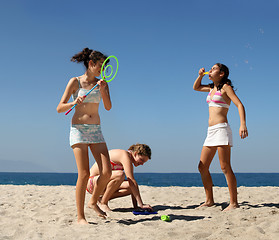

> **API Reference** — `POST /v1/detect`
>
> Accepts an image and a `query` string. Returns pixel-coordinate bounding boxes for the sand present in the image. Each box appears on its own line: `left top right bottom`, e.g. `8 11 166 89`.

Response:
0 185 279 240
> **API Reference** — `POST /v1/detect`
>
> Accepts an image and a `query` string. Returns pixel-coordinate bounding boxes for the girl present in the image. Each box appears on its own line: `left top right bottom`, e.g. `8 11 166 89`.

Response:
86 143 153 212
57 48 112 224
193 63 248 211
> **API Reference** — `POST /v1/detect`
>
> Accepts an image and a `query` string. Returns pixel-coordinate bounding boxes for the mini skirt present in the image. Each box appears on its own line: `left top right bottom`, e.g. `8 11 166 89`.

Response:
70 124 105 147
203 122 233 147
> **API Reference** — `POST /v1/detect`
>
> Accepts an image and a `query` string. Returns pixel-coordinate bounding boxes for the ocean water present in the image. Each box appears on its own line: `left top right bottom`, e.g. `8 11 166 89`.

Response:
0 172 278 187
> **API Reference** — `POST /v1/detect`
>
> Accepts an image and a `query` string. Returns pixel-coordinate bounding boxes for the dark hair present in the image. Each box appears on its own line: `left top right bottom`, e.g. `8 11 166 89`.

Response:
128 143 152 159
71 48 109 69
209 63 234 90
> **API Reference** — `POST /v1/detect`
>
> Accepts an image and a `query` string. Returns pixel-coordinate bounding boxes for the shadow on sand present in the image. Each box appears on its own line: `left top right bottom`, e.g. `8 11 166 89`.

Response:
116 214 205 225
240 201 279 209
113 204 205 225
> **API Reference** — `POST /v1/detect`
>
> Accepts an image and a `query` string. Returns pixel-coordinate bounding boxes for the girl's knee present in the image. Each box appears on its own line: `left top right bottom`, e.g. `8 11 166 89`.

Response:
110 174 124 186
78 170 90 181
220 165 232 175
102 169 112 179
115 171 125 180
198 161 208 172
221 167 228 175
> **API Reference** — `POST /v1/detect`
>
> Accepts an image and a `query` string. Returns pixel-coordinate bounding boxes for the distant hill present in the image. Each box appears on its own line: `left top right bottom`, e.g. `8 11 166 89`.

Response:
0 160 54 172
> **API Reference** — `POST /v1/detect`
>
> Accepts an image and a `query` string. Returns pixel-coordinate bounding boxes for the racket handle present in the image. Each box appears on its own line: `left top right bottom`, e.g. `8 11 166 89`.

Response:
85 83 98 96
65 104 77 115
65 83 98 116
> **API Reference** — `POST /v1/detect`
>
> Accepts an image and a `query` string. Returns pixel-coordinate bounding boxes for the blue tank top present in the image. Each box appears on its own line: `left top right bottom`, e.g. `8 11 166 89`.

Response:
72 77 101 103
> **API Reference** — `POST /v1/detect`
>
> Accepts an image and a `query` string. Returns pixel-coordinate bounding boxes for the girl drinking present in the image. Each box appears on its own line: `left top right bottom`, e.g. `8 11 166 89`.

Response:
193 63 248 211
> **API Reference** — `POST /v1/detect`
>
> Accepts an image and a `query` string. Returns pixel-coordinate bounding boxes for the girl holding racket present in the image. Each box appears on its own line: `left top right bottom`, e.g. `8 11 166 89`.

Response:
193 63 248 211
57 48 112 224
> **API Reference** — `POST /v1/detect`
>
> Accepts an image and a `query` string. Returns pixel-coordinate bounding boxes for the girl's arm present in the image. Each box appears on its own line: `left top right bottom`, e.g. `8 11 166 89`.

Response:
223 84 248 139
121 154 152 209
98 79 112 111
56 78 84 113
193 68 211 92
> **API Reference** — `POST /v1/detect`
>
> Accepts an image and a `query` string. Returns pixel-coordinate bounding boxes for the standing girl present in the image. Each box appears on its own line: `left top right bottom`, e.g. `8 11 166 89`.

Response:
57 48 112 224
193 63 248 211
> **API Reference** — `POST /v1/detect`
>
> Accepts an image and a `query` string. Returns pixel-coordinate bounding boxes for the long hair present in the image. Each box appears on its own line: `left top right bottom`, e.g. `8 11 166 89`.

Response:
209 63 234 90
71 48 109 69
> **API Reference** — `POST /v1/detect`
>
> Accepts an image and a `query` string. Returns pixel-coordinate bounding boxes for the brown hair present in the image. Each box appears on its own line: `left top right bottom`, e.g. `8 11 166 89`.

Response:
209 63 234 90
128 143 151 159
71 47 109 69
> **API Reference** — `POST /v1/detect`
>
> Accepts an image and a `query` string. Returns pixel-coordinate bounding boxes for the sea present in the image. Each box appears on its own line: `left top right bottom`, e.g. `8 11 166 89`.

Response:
0 172 278 187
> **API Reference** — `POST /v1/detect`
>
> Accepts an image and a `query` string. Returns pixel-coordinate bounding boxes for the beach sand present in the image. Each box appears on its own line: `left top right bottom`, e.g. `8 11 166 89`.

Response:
0 185 278 240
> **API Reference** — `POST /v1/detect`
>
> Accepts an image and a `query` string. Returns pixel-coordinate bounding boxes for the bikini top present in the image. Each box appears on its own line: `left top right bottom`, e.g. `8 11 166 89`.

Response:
110 160 124 170
72 77 101 103
206 89 230 109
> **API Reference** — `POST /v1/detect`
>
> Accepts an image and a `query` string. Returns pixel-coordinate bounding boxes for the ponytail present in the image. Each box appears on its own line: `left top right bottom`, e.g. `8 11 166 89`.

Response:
71 48 109 69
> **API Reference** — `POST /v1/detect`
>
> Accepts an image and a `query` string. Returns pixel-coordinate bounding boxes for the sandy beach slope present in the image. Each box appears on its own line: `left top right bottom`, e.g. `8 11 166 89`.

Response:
0 185 278 240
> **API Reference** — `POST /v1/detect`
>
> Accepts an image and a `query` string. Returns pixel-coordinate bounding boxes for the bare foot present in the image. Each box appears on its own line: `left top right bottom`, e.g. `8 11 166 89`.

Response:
88 203 107 218
99 203 112 212
223 203 239 212
77 218 89 225
197 201 215 208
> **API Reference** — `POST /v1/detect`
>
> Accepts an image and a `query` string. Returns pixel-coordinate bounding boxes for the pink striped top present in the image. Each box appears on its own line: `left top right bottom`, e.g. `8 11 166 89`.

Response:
206 89 230 108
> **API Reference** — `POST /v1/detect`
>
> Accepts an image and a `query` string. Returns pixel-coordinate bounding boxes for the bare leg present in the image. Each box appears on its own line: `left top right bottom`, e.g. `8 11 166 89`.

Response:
131 193 138 209
88 143 112 218
198 146 217 207
218 146 239 211
72 144 90 224
107 181 137 208
109 188 132 200
99 171 125 212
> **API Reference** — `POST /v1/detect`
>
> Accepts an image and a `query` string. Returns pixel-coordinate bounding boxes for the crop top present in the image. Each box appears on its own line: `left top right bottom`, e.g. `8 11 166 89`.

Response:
206 89 230 108
72 77 101 103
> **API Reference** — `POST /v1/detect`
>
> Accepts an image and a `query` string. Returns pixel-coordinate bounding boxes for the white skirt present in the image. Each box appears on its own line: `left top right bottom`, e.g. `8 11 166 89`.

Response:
203 123 233 147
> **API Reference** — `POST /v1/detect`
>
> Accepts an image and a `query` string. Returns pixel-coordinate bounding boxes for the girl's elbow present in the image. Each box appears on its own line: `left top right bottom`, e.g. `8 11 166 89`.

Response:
105 104 112 111
56 104 65 113
56 106 62 113
236 102 244 109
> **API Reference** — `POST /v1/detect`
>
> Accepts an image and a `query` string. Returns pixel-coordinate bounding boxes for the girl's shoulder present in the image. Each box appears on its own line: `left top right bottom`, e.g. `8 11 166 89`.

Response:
68 77 80 86
110 149 129 162
110 149 127 155
222 84 234 92
67 77 81 91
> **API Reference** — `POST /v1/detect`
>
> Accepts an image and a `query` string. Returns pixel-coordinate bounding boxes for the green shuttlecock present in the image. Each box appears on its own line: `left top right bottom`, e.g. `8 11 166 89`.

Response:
161 215 171 222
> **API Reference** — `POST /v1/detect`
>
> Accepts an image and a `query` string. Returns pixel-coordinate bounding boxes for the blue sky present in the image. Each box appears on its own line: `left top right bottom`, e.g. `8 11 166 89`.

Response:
1 0 278 173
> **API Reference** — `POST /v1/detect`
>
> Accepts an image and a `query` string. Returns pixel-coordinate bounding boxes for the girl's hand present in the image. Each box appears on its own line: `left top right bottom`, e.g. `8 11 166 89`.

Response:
74 96 85 105
239 125 248 139
141 204 153 211
98 79 108 92
199 68 205 76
